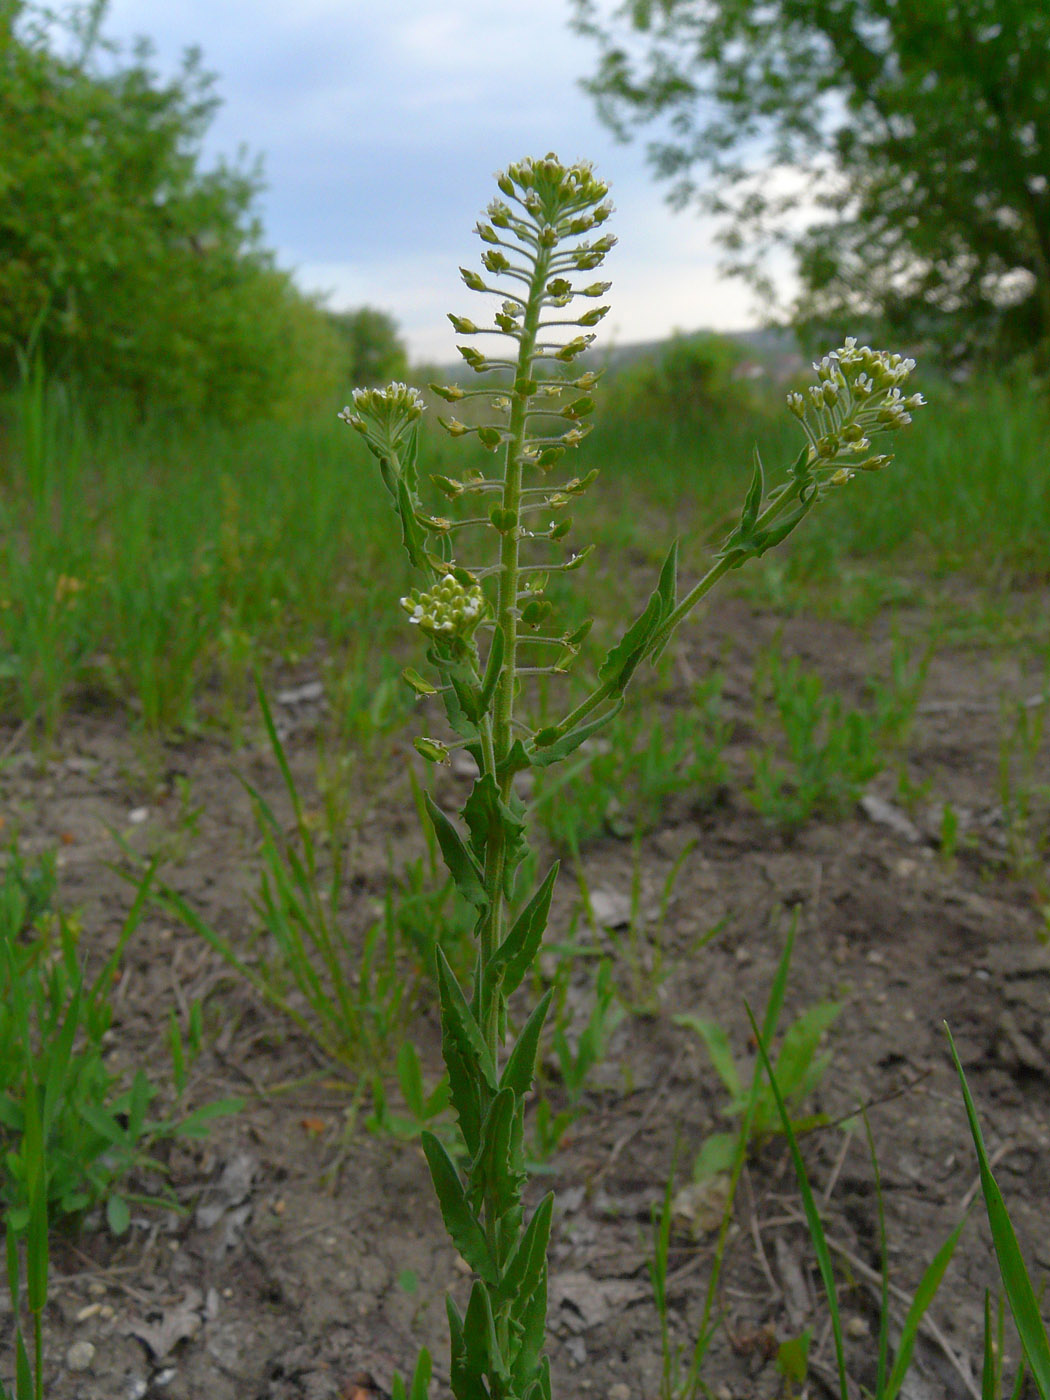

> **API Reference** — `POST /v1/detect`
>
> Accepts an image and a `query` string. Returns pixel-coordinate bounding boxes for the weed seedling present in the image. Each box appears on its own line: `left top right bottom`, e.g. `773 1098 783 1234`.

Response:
675 933 841 1181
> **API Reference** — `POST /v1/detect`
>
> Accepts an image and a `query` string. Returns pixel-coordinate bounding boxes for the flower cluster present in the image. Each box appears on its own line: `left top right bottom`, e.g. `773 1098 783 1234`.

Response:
787 338 926 483
339 382 426 457
429 153 615 475
400 573 486 640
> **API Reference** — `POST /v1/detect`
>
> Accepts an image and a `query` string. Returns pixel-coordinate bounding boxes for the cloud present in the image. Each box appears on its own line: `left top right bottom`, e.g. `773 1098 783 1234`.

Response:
100 0 793 358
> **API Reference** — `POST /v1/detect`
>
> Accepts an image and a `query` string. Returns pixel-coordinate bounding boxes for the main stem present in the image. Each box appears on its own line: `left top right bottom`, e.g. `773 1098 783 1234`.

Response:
479 243 552 1066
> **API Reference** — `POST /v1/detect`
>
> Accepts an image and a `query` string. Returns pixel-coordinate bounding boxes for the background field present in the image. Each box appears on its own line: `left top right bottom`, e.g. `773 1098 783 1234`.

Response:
2 344 1048 1399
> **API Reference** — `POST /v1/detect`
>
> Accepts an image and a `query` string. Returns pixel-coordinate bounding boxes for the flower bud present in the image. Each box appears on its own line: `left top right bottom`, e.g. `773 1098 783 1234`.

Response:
414 737 451 765
460 267 486 291
429 382 464 402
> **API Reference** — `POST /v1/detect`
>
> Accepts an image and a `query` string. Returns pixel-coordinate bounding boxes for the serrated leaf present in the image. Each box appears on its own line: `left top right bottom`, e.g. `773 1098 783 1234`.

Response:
528 700 623 768
597 541 677 690
510 1258 548 1390
464 1281 508 1384
496 738 531 783
424 793 488 908
500 989 553 1099
437 949 497 1091
462 774 525 868
499 1193 553 1306
422 1133 497 1286
489 863 559 999
597 594 662 690
472 1090 525 1233
447 1295 491 1400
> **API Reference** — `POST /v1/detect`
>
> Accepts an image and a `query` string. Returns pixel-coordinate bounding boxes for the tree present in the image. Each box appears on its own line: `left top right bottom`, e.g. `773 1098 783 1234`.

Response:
0 0 345 418
571 0 1050 362
326 307 408 387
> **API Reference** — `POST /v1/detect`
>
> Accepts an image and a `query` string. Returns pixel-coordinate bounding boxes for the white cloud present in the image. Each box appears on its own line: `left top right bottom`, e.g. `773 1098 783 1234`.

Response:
100 0 798 358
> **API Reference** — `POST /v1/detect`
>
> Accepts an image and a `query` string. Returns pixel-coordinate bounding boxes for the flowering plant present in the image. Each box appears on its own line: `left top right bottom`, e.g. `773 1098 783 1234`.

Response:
343 154 924 1400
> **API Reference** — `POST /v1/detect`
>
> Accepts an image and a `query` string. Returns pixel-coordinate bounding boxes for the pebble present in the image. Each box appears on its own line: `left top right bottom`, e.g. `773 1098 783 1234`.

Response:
66 1340 96 1371
609 1386 631 1400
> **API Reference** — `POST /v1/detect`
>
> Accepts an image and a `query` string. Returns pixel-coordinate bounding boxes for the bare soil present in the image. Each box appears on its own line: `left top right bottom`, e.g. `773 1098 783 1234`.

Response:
2 584 1048 1400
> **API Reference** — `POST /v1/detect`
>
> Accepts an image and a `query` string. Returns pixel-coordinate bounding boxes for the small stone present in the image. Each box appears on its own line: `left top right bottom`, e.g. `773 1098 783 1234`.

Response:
128 806 149 824
76 1302 102 1322
66 1340 96 1371
87 1281 107 1298
846 1315 869 1338
609 1386 631 1400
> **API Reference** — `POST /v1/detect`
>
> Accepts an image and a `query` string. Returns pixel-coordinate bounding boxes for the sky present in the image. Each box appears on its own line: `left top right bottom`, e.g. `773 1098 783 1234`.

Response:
101 0 790 364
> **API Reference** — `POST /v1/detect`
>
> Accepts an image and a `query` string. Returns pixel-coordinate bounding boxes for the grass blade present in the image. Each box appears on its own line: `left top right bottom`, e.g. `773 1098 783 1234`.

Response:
945 1024 1050 1399
746 1001 849 1400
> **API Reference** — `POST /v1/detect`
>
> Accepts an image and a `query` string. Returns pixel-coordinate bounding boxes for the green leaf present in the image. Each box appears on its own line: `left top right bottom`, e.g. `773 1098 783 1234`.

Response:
409 1349 432 1400
447 1295 491 1400
882 1210 968 1400
773 1000 842 1097
673 1015 742 1100
421 1132 497 1286
490 863 559 999
396 475 429 569
775 1329 811 1385
463 774 525 870
499 1192 554 1305
746 1002 850 1400
437 948 497 1091
511 1263 549 1391
500 989 553 1099
528 699 624 768
472 1090 524 1234
443 1015 484 1159
398 1041 426 1120
478 625 505 713
597 597 661 688
946 1024 1050 1400
464 1280 507 1383
741 447 765 532
106 1194 131 1236
496 739 532 783
424 793 488 908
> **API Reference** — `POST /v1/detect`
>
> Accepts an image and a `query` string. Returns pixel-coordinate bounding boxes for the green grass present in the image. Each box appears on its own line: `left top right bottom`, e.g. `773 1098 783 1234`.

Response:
0 369 1046 739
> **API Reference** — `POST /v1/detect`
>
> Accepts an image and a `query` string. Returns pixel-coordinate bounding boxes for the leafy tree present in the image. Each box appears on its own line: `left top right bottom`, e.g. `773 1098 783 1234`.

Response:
571 0 1050 362
326 307 408 387
0 0 344 418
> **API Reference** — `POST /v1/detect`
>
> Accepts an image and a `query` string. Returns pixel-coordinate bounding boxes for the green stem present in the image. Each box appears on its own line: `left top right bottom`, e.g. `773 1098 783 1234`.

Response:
544 478 811 744
479 245 553 1061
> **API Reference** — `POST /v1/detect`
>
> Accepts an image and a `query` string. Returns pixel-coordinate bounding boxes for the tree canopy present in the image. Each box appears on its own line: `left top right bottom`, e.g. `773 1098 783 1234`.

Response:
572 0 1050 362
0 1 393 418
